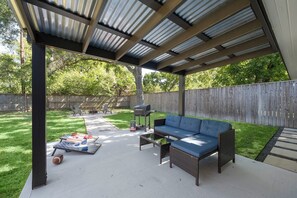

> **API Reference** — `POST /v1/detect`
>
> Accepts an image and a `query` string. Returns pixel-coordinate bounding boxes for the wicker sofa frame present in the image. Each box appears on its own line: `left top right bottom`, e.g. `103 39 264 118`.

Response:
154 118 235 186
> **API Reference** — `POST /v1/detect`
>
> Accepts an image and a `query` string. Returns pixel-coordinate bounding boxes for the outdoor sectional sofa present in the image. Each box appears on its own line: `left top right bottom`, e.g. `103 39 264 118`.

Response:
154 115 235 186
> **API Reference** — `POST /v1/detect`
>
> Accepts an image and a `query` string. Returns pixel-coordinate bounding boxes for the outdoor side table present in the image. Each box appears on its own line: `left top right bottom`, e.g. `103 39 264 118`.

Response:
139 133 173 164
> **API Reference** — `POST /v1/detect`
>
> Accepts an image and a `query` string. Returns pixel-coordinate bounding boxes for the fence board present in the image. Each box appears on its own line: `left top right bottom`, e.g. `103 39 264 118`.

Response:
0 94 130 111
130 80 297 128
1 80 296 128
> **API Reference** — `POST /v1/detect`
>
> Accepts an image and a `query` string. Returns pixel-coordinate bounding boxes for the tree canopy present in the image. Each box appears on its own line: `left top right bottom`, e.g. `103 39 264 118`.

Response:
143 53 289 93
0 0 19 46
0 0 290 96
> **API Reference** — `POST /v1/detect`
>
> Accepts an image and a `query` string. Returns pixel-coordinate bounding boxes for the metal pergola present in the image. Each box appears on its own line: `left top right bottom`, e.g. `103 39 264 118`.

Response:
9 0 281 189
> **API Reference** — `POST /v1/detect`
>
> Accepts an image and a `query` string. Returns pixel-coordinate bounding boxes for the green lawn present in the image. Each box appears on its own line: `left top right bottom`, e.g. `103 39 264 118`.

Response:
0 111 86 198
104 110 277 159
0 110 277 197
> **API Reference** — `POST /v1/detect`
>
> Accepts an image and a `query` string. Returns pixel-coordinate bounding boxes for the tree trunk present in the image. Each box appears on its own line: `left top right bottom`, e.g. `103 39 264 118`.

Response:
125 65 144 106
20 29 27 111
134 67 144 105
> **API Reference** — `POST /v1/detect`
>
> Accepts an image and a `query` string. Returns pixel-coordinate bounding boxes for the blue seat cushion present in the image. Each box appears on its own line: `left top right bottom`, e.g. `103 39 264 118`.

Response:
165 115 181 128
200 120 231 138
179 117 202 133
171 134 218 158
154 126 198 139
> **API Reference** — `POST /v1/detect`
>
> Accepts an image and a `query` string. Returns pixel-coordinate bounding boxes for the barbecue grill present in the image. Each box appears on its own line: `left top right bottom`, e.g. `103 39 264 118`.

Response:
133 104 152 131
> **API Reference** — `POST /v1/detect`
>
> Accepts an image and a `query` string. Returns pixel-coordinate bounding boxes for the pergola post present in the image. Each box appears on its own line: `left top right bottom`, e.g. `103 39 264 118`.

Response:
32 43 47 188
178 75 185 116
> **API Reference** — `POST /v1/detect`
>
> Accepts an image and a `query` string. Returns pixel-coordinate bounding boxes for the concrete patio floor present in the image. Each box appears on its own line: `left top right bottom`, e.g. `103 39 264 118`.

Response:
20 114 297 198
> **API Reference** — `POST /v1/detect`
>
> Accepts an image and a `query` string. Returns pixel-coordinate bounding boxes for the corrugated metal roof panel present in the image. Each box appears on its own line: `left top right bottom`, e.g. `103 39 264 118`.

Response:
46 0 97 18
171 60 189 67
205 56 229 65
99 0 154 35
204 7 256 38
157 0 166 4
143 19 184 46
27 3 87 43
234 43 271 56
127 43 153 58
190 48 218 60
90 29 127 52
222 29 265 48
175 0 227 25
171 37 203 53
153 53 173 62
186 65 201 71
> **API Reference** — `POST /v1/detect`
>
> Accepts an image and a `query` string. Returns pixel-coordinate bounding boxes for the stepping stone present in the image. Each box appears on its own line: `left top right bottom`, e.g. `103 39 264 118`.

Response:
278 136 297 144
276 141 297 151
284 128 297 133
282 130 297 135
264 155 297 172
270 147 297 160
281 133 297 139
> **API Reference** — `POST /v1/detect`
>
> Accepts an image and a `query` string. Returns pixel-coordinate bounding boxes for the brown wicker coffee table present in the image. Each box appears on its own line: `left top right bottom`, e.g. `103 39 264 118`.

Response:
139 133 173 164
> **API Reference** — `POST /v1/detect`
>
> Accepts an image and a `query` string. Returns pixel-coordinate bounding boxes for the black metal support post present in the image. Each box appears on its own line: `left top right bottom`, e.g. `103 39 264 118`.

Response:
32 43 47 188
178 75 185 116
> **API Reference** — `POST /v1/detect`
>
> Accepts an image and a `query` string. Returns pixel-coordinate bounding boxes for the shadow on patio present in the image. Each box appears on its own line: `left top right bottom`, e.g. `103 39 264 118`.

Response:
21 127 297 198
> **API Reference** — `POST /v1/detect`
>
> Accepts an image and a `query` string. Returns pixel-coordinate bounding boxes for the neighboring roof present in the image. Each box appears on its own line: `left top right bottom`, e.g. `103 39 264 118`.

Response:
9 0 279 75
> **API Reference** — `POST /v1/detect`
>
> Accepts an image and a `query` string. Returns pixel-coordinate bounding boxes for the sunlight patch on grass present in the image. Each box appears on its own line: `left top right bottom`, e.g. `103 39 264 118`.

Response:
0 146 31 154
0 110 86 198
0 164 16 173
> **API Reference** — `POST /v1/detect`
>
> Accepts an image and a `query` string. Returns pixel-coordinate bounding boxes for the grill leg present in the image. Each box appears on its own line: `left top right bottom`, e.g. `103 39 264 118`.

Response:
149 114 150 129
144 116 146 132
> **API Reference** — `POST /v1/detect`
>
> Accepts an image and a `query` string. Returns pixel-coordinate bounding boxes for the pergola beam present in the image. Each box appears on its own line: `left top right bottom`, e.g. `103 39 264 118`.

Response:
15 0 36 42
24 0 191 62
115 0 184 60
173 36 268 73
140 0 232 57
23 0 90 25
82 0 107 53
157 20 262 70
250 0 278 51
186 47 274 75
139 0 250 66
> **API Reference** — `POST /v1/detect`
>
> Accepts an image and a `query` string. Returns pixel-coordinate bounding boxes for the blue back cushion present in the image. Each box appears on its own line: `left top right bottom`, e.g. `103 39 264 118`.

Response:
165 115 181 128
179 117 202 133
200 120 231 138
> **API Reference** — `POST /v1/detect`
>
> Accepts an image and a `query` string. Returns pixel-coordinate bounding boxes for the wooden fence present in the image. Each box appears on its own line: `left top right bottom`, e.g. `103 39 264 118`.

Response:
0 94 130 111
1 80 296 127
130 80 297 128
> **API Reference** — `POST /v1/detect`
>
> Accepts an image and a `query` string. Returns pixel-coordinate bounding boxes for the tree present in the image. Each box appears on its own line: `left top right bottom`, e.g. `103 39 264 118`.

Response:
47 58 135 96
143 72 179 92
212 53 289 87
0 54 20 93
186 69 218 90
125 66 144 105
0 0 19 46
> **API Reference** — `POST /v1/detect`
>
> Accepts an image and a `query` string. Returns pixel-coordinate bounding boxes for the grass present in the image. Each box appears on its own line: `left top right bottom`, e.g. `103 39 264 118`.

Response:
0 111 86 198
104 109 167 129
104 110 277 160
0 109 277 197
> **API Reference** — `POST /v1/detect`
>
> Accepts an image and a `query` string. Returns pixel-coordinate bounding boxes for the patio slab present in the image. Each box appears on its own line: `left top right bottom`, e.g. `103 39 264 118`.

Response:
21 128 297 198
